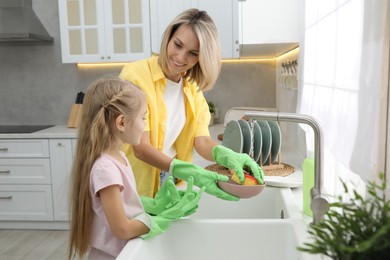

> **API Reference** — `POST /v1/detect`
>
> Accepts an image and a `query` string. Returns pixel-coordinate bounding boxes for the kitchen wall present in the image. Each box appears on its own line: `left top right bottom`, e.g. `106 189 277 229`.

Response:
0 0 276 125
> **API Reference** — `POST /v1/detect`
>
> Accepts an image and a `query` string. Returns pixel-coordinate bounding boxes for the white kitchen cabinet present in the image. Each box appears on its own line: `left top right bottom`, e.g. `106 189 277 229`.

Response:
240 0 302 44
149 0 240 58
0 140 53 221
238 0 303 58
49 139 74 221
58 0 151 63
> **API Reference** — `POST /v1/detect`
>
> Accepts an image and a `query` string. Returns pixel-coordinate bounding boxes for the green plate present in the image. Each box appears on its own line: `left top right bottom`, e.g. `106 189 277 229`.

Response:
238 119 251 155
253 121 262 163
257 121 272 165
222 120 243 153
266 121 282 164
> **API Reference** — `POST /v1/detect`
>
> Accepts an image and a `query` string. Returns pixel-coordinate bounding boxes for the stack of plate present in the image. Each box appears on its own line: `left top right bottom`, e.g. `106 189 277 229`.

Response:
221 119 282 165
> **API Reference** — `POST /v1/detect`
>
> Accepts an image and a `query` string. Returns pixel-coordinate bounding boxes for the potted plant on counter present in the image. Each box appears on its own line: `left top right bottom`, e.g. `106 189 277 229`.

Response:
207 101 215 126
298 173 390 260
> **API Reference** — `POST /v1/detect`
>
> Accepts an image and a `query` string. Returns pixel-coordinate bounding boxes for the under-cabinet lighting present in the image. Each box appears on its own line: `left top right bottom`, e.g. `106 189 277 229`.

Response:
222 58 275 63
76 62 127 68
275 46 300 60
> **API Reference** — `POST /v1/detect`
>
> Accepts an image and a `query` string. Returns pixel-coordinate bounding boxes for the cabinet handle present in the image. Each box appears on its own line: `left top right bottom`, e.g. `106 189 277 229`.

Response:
0 196 12 200
101 56 104 59
107 56 111 59
0 148 8 151
57 142 64 147
0 170 10 174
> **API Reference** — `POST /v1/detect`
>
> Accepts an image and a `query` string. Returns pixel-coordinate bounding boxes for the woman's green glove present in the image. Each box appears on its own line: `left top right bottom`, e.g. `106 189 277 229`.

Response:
212 145 264 184
170 159 239 201
136 179 205 240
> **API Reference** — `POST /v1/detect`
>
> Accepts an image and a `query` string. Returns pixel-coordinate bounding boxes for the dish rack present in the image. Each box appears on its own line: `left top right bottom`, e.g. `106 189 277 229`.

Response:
222 107 294 177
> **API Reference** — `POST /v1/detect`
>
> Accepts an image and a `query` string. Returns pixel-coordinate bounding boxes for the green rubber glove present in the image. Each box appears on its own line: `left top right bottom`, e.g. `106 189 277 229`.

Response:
170 159 239 201
140 176 201 216
141 215 174 239
137 179 206 240
140 177 182 216
212 145 264 184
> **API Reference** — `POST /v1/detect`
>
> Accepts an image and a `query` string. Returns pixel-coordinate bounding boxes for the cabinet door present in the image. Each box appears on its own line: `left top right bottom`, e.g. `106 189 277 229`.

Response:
49 139 73 221
58 0 106 63
240 0 302 44
104 0 151 61
191 0 239 58
149 0 191 54
149 0 239 58
58 0 151 63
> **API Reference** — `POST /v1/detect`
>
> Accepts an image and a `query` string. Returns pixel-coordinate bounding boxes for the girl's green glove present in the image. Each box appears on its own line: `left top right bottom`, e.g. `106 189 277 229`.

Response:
140 177 182 216
212 145 264 184
135 178 205 240
170 159 239 201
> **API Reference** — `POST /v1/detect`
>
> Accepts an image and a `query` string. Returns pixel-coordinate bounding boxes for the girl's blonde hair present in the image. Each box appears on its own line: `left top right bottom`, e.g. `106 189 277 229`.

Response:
158 8 221 91
68 77 145 259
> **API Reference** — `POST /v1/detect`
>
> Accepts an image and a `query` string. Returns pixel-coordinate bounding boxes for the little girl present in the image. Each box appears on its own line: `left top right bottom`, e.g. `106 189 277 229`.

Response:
68 78 202 260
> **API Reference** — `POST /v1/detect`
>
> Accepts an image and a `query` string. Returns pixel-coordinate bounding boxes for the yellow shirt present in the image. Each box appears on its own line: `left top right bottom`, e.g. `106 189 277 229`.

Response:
119 56 211 197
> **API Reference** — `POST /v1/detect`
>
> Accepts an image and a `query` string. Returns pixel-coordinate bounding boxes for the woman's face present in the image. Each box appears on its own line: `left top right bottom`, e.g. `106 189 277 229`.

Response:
165 24 200 82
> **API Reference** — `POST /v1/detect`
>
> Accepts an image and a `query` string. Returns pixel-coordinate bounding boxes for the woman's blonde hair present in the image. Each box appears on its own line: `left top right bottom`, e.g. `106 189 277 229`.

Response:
158 8 221 91
68 77 145 259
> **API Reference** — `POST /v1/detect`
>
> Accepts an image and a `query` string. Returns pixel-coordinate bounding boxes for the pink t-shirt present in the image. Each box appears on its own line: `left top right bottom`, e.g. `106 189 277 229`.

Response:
88 152 145 259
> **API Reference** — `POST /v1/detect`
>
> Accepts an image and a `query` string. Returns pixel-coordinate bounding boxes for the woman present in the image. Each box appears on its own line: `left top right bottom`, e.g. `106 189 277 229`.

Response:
120 9 263 200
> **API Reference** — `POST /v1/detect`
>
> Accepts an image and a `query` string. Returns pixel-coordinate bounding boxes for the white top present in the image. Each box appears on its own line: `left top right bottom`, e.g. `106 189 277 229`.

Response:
89 152 144 259
163 78 186 158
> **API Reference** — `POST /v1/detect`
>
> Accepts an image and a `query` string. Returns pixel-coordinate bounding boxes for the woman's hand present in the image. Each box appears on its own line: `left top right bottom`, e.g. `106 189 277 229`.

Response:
212 145 264 185
170 159 239 201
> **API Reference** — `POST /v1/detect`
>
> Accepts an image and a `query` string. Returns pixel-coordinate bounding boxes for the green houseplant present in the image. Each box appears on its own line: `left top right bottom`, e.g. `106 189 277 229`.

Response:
207 101 215 125
298 173 390 260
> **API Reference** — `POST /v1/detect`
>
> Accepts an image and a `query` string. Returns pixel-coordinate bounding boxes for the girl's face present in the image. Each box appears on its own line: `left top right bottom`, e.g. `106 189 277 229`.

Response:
124 101 147 145
165 24 200 82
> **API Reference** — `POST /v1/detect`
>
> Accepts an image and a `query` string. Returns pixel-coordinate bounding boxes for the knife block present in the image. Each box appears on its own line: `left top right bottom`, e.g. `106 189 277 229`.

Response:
67 104 83 128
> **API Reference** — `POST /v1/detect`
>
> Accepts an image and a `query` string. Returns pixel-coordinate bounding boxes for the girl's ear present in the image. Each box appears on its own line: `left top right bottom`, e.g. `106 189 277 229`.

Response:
115 115 125 133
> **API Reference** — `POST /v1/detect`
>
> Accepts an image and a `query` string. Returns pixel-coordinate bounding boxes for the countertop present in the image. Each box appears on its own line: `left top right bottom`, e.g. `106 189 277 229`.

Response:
0 125 78 139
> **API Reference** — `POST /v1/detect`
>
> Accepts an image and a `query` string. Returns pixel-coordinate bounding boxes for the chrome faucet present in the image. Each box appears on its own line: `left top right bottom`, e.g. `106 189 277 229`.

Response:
245 111 329 224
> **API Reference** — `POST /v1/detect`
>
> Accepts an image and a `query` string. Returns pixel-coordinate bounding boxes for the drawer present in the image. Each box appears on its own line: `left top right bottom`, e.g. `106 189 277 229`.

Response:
0 159 51 184
0 185 53 221
0 140 49 158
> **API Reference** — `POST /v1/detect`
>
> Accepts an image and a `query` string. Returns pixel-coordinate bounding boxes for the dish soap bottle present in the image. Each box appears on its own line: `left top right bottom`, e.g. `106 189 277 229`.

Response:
303 153 314 216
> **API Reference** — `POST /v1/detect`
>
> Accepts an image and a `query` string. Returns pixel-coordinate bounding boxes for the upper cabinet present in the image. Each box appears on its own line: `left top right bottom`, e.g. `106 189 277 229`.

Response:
239 0 303 58
149 0 240 59
58 0 151 63
58 0 302 62
150 0 301 59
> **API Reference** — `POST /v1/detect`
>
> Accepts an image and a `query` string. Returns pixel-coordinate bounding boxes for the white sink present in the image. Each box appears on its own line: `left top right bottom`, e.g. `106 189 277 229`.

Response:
188 186 302 219
118 186 319 260
117 219 316 260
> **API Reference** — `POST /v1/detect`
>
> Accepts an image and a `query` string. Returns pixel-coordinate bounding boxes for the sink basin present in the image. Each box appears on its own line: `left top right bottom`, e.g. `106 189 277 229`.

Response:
0 125 54 133
118 186 319 260
185 186 302 220
117 219 316 260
